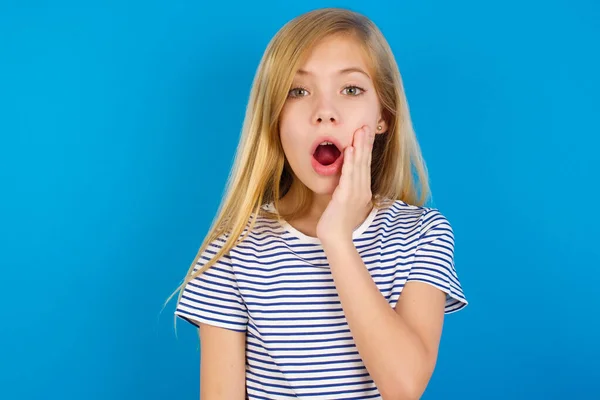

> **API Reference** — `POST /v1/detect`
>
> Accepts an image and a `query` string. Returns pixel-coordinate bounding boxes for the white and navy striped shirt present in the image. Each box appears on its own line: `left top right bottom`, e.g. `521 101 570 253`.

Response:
175 199 467 399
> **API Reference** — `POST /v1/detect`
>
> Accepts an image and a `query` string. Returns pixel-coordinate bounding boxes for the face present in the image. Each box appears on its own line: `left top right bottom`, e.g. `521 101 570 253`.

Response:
279 34 388 197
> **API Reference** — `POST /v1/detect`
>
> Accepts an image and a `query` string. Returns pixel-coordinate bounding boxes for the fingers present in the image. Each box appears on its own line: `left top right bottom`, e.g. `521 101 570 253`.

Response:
365 126 374 186
352 125 373 178
353 126 366 167
339 125 373 202
340 144 354 189
362 126 374 193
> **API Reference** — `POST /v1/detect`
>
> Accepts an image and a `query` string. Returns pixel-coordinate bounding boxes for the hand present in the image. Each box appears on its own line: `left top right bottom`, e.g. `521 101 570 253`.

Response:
316 125 375 245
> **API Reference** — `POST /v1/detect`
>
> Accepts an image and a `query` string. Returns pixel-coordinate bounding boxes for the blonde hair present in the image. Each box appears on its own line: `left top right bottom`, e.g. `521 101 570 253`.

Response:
165 7 430 313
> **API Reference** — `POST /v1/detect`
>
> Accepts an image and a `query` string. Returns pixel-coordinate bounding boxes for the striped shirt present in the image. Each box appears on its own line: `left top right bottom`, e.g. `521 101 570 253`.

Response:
175 199 468 399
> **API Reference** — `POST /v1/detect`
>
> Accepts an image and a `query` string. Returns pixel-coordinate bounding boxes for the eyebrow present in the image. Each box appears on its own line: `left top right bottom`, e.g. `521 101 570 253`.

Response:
296 67 371 79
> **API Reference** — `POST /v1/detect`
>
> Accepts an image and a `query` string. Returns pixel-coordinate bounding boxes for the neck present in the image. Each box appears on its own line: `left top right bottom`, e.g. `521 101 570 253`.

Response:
278 182 373 226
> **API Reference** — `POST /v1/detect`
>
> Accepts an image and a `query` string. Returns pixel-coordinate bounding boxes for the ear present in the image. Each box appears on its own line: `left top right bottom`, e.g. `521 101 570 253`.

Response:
376 116 388 134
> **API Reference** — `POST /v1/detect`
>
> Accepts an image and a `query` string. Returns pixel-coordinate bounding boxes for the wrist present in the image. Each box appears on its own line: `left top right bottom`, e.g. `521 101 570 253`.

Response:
319 235 355 252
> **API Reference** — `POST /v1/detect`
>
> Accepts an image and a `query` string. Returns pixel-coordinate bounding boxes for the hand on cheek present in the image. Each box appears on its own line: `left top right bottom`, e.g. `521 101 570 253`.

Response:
316 125 375 244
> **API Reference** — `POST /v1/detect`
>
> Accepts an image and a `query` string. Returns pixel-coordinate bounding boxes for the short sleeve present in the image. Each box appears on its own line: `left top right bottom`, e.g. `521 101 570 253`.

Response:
407 209 468 313
174 235 248 332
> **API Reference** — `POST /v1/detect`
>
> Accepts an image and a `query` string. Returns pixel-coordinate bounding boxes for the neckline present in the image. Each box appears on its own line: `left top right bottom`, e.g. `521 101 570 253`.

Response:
267 202 380 245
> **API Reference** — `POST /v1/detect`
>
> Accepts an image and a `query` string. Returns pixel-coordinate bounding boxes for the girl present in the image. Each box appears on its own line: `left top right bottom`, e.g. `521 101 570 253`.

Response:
170 7 467 400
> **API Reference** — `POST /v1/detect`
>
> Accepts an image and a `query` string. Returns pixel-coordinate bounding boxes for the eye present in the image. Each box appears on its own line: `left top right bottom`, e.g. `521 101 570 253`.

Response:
288 87 309 98
342 85 365 96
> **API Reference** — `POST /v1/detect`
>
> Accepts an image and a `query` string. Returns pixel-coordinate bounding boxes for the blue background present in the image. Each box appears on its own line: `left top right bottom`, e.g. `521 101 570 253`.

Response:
1 1 598 399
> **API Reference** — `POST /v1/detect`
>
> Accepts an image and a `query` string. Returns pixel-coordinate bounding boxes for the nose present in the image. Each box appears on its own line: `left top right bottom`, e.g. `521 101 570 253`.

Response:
316 115 336 124
312 96 339 126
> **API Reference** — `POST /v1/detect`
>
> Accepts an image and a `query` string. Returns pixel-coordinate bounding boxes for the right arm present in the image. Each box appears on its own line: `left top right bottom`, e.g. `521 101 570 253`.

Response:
174 238 248 399
198 323 247 400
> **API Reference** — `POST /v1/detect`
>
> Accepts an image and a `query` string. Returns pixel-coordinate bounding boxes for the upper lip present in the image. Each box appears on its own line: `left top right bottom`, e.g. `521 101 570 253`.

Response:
310 136 344 155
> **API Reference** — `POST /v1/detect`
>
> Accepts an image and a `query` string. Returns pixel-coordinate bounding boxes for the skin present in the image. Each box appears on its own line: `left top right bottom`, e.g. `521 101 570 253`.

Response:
197 34 447 400
277 33 388 230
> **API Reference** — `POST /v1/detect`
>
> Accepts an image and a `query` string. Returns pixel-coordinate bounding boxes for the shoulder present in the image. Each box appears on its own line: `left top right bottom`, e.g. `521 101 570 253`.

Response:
376 199 452 241
386 201 467 313
418 207 453 241
220 205 288 264
209 204 284 251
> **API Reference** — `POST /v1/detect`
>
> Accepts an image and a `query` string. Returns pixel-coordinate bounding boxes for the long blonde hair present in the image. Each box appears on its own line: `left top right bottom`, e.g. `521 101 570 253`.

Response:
165 7 430 312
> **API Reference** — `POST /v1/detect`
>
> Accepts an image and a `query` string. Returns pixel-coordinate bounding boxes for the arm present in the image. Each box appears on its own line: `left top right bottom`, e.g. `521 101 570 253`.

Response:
322 240 446 400
198 323 247 400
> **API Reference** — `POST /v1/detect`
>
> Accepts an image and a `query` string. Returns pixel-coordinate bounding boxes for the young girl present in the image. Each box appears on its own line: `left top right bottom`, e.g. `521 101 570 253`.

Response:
170 7 467 400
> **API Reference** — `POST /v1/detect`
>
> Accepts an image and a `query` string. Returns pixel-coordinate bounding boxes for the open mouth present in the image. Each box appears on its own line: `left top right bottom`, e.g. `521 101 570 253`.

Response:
313 142 342 166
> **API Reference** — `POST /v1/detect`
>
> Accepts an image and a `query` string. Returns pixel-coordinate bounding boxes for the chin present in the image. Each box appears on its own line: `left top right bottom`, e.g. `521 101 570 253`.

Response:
304 175 340 195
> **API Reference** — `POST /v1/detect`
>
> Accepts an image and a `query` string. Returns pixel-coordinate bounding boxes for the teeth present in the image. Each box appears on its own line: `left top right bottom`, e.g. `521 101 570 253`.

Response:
319 141 334 146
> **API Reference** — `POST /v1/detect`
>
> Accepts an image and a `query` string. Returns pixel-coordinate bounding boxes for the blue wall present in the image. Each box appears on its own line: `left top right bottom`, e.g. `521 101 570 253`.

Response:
1 1 598 399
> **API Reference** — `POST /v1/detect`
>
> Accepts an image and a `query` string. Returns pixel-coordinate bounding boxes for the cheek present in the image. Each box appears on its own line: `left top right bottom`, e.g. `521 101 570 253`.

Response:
279 105 304 144
278 112 303 159
343 100 380 128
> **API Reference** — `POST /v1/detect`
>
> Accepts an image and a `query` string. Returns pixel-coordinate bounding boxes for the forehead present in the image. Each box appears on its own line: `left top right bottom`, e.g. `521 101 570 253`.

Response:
295 34 373 78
